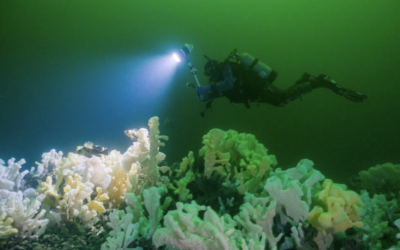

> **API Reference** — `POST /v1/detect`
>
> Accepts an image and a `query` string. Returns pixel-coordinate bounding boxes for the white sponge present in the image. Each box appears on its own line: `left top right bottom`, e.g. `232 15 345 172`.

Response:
0 158 29 191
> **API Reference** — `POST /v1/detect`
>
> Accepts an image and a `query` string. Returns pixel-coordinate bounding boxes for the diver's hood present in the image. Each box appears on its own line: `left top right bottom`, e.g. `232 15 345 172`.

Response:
203 55 218 77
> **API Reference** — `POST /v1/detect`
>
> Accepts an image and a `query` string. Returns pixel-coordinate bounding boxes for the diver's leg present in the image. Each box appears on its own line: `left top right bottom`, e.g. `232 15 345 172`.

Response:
302 73 367 102
255 73 319 106
256 73 367 106
255 84 313 107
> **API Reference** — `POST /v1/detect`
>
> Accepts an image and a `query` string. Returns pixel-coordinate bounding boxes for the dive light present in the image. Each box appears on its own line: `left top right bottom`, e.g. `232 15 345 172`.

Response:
174 43 200 87
173 44 193 63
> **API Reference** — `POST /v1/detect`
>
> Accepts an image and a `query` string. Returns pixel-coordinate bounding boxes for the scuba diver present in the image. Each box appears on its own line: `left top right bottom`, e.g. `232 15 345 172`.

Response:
196 49 367 115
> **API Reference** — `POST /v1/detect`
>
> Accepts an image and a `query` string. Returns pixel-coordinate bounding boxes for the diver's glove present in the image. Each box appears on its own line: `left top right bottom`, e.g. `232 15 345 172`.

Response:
311 74 368 102
197 86 214 102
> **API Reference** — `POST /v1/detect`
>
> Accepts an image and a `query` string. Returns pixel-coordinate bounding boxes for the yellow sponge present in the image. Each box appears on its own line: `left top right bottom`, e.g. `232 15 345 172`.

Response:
87 187 109 214
0 216 18 237
309 179 364 233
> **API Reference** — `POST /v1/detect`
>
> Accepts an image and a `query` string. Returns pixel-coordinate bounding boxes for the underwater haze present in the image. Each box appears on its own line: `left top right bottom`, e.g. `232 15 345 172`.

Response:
1 0 400 183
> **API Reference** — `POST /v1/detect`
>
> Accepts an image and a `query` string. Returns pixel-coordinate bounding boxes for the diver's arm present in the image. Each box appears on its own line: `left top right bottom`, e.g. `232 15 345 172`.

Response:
216 64 236 92
197 64 236 102
197 82 223 102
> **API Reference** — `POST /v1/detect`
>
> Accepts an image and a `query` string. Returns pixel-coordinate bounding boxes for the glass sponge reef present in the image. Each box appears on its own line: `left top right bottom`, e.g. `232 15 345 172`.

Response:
0 116 399 250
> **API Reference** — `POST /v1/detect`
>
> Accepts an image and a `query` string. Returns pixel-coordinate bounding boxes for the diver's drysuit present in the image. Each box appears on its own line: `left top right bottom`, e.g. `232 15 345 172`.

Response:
197 50 367 114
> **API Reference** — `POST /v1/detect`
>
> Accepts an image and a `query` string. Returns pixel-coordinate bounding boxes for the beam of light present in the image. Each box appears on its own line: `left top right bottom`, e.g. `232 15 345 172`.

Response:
173 53 181 62
120 53 180 118
73 51 182 128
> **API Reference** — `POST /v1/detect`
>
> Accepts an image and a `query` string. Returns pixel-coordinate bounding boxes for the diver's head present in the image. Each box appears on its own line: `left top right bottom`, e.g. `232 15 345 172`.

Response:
204 59 217 76
204 56 223 82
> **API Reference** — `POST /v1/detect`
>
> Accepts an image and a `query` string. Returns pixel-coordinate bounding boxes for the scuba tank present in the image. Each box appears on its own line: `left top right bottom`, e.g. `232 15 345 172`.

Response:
236 52 274 80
